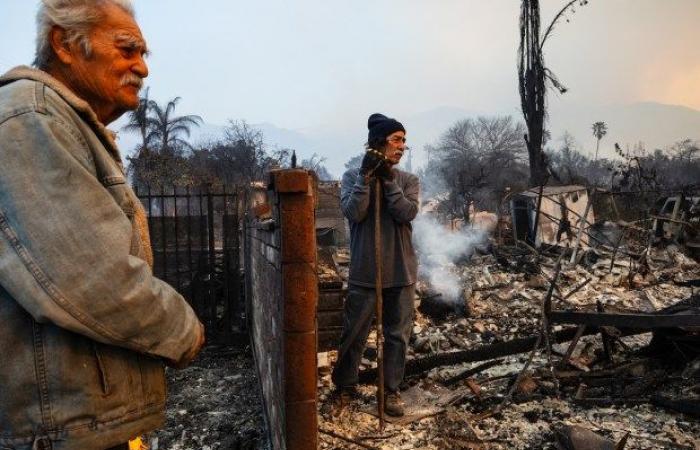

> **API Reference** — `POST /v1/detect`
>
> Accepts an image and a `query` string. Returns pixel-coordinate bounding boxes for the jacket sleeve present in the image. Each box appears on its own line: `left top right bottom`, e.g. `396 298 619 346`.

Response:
0 110 200 362
382 173 420 223
340 169 370 223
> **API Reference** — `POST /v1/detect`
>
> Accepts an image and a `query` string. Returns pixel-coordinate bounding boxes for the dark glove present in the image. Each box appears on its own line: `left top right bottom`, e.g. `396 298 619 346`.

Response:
375 161 395 180
360 149 394 180
360 149 385 177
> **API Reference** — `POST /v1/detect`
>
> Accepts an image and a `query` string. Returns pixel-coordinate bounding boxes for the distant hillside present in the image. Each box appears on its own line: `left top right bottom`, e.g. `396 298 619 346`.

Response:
548 101 700 157
113 101 700 180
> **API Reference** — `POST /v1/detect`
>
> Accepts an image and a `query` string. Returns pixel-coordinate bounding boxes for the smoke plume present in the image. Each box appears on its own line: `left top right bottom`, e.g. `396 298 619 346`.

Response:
412 213 487 303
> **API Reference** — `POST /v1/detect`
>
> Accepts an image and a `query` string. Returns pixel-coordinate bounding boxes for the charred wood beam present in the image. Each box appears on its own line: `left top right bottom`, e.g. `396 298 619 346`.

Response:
651 394 700 418
673 279 700 288
549 311 700 329
357 326 628 384
442 359 504 387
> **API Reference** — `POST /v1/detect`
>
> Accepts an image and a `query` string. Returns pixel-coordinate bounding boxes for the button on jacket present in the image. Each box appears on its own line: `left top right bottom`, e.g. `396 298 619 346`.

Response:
0 66 201 450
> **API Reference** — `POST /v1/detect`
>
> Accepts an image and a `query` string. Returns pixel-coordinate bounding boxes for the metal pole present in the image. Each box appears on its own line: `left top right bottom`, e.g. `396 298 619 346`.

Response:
207 186 216 329
160 185 167 282
374 177 385 430
173 184 181 291
530 183 545 248
569 190 594 265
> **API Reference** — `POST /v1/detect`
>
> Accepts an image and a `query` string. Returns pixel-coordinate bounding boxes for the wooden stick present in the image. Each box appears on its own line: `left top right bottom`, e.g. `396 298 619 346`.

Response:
374 177 385 430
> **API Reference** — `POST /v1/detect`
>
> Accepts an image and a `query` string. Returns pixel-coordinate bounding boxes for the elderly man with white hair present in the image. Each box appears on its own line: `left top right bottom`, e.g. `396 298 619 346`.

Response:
0 1 204 449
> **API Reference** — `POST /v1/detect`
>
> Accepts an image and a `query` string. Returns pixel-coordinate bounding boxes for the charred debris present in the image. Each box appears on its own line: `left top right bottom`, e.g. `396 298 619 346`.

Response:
317 184 700 450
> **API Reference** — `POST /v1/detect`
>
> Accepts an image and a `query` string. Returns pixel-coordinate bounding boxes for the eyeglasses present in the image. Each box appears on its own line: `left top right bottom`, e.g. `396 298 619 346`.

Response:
387 136 407 144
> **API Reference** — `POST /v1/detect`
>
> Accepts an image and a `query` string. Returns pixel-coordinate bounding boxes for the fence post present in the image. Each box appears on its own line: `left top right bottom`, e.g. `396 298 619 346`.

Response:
160 185 167 281
207 185 216 331
273 170 318 450
173 184 181 291
221 185 232 334
186 186 194 305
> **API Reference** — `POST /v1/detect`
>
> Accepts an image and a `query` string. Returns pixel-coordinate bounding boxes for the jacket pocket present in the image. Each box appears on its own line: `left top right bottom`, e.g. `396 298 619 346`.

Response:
91 343 138 414
93 342 111 395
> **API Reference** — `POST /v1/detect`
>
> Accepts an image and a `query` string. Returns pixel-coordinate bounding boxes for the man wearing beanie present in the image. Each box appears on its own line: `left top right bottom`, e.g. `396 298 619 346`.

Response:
332 113 420 417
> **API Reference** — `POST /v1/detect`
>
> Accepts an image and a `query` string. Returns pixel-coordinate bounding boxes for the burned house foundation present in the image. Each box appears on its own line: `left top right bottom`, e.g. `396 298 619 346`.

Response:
176 173 700 449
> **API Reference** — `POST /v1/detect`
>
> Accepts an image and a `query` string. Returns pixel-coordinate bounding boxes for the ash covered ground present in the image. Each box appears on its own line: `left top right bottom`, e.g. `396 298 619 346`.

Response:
151 345 267 450
318 244 700 450
144 235 699 449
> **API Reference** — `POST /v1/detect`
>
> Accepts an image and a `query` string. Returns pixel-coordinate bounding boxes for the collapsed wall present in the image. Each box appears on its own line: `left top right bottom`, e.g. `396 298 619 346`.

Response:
245 169 318 450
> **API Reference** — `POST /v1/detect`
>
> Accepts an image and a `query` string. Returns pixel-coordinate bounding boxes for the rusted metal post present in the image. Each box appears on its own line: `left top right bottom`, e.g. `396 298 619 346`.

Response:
374 178 385 430
274 170 318 450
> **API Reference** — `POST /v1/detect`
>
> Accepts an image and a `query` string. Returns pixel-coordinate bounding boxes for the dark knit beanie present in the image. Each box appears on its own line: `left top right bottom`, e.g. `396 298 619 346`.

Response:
367 113 405 146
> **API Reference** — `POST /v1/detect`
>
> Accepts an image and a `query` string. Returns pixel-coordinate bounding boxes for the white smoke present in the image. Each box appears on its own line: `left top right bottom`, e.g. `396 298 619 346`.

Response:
412 213 488 302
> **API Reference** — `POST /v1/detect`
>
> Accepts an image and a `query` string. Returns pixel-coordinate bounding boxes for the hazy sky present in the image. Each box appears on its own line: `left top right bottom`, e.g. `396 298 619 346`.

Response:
1 0 699 150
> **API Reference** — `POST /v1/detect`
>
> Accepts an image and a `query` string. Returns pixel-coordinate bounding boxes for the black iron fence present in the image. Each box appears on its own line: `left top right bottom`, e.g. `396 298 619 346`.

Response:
134 185 246 344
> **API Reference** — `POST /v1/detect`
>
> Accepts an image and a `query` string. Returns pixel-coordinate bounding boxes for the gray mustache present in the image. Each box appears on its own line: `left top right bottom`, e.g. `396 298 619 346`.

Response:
120 73 143 89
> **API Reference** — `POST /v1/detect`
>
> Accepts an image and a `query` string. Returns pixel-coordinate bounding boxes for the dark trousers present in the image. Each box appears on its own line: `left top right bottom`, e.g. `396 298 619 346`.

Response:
332 284 414 392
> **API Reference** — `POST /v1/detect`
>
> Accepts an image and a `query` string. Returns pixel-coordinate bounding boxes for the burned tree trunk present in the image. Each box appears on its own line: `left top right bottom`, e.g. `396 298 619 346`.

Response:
519 0 548 187
518 0 586 187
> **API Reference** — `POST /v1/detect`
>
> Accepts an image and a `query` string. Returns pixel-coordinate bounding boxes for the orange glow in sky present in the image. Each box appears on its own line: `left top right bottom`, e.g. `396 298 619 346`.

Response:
656 64 700 110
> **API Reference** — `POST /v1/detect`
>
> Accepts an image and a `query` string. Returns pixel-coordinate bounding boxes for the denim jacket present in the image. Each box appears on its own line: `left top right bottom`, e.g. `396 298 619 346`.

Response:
0 67 201 449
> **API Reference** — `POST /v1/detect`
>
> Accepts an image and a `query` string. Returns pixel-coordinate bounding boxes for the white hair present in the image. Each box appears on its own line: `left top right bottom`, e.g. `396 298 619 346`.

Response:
33 0 135 69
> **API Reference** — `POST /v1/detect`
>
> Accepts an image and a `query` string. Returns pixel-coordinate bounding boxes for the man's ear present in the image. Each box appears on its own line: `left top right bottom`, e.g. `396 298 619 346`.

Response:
49 26 74 65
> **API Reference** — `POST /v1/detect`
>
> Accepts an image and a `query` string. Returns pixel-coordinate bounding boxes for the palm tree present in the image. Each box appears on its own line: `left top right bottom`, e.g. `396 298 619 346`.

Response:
146 97 202 154
592 121 608 162
122 87 155 151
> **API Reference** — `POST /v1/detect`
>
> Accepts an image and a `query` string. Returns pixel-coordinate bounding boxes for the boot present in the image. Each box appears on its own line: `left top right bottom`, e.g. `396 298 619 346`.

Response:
384 390 405 417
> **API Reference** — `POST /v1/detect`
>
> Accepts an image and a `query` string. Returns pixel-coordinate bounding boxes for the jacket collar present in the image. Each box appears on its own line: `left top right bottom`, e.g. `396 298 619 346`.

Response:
0 65 123 164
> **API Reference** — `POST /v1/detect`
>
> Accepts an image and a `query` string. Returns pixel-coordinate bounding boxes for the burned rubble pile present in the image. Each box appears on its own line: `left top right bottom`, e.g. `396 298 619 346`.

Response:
317 241 700 449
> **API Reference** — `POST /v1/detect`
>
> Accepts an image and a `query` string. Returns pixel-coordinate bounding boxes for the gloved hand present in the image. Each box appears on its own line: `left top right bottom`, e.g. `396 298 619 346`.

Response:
360 148 385 176
374 160 395 180
360 149 394 180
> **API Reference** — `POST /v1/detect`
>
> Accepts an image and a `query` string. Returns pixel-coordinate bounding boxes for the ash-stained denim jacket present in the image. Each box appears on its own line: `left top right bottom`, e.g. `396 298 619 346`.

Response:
0 67 201 450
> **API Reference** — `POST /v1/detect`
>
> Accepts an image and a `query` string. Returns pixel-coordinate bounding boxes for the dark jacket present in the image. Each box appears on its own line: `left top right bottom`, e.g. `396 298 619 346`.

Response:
341 167 419 288
0 67 201 449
